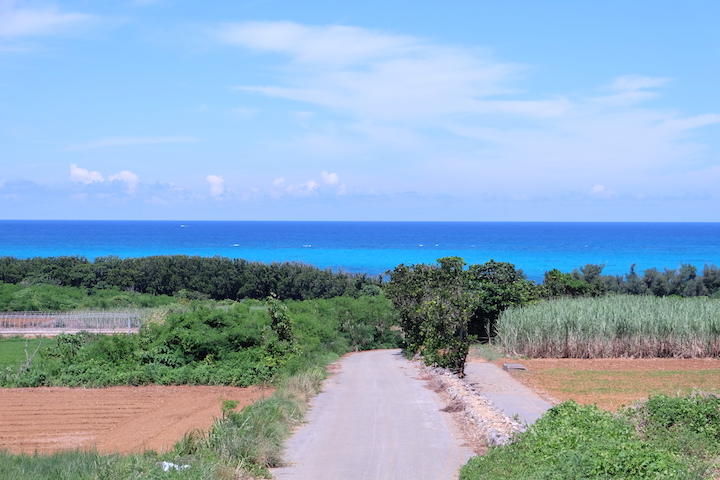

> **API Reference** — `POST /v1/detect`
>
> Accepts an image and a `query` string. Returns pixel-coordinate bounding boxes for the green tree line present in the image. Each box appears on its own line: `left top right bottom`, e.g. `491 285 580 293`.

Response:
0 255 381 301
544 262 720 298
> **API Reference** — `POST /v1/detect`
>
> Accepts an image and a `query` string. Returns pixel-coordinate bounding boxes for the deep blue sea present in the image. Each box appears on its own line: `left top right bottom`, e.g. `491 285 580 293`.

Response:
1 221 719 282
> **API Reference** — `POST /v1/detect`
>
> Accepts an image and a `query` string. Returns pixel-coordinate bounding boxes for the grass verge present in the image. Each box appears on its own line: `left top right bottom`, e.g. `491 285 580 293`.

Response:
460 394 719 480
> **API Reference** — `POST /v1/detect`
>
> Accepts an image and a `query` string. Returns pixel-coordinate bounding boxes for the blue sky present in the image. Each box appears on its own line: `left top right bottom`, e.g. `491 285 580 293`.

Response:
1 0 719 221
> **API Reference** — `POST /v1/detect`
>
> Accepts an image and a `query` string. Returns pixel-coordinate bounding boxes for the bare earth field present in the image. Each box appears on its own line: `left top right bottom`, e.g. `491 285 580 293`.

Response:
3 355 719 457
487 357 720 411
0 385 271 455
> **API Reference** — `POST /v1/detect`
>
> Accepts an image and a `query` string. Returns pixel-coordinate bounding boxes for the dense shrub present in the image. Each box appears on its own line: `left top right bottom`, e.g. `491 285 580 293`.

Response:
546 263 720 299
1 295 400 388
0 281 175 311
460 398 713 480
0 255 380 302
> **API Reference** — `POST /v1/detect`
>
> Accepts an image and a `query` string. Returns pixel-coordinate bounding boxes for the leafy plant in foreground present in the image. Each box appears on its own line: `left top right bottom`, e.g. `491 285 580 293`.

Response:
460 401 698 480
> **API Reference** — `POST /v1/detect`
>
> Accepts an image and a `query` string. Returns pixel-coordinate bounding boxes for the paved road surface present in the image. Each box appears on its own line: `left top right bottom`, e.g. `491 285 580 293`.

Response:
464 362 553 425
272 349 474 480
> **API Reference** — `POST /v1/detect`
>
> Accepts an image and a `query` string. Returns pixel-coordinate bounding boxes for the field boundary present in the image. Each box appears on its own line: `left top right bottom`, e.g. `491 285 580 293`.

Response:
0 311 143 336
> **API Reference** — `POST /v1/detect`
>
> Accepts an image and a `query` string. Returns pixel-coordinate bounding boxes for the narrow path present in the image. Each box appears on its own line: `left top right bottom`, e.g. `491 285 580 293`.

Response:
464 361 553 425
272 349 473 480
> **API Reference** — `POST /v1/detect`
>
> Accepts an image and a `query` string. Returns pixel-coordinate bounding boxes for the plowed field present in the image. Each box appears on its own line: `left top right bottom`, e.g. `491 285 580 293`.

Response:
0 385 271 454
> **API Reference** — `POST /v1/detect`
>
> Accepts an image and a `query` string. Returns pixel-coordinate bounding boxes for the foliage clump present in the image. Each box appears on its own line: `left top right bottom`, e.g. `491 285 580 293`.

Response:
385 257 537 374
1 295 400 388
543 262 720 299
0 255 381 302
461 394 720 480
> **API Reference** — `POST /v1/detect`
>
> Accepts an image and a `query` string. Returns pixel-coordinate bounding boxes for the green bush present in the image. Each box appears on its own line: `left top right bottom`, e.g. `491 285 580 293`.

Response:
627 392 720 460
460 401 696 480
3 295 400 388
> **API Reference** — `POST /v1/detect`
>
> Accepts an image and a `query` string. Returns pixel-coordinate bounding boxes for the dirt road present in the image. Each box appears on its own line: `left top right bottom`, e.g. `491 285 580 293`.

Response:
272 349 473 480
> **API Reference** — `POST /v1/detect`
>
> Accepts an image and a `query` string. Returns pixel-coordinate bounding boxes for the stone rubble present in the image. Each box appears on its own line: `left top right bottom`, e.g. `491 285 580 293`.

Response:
420 364 526 446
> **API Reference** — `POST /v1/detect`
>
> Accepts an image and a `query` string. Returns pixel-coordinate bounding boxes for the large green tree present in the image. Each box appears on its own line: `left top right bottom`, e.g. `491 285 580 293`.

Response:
385 257 537 375
385 256 473 374
467 259 539 340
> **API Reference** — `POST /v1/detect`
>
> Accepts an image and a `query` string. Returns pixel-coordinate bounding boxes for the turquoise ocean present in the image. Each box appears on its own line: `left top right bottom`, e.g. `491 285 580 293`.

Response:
1 221 719 282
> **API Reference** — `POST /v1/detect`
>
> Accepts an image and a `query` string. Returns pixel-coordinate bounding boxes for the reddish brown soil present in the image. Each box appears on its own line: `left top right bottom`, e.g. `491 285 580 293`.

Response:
0 385 272 455
486 357 720 411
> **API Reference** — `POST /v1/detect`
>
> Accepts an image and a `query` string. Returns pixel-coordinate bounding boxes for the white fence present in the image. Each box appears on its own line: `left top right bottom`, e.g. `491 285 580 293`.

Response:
0 311 143 334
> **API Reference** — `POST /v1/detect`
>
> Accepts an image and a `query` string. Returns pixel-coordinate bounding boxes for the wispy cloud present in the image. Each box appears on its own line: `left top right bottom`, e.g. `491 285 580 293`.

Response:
590 184 617 199
216 21 720 203
217 21 420 66
0 1 94 38
222 21 522 121
64 136 200 151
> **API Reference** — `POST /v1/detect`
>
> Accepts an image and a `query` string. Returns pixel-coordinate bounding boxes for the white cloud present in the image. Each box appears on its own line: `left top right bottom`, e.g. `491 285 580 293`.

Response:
286 179 319 196
590 75 674 107
70 164 104 184
0 1 93 37
303 180 319 193
217 21 419 66
272 177 285 186
610 75 673 92
590 184 617 199
206 174 225 197
225 21 522 121
64 136 200 151
321 171 339 185
109 170 140 194
215 22 720 206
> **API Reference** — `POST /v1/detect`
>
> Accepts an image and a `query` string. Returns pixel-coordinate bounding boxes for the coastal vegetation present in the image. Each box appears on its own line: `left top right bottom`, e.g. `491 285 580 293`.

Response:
543 262 720 299
497 295 720 358
0 295 400 388
384 257 537 374
0 292 399 478
460 394 720 480
3 254 720 478
1 255 718 310
0 255 380 301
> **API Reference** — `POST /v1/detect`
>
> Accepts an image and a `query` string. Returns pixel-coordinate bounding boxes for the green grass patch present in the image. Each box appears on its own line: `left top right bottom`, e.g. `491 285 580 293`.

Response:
0 336 46 369
460 394 719 480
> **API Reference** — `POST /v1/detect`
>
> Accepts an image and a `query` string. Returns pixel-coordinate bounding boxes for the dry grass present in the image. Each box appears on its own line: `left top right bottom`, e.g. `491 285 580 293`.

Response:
478 356 720 411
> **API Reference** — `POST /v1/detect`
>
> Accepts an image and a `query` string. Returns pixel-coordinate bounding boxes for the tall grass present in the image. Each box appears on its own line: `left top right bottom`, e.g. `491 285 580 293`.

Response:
497 295 720 358
198 367 326 470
